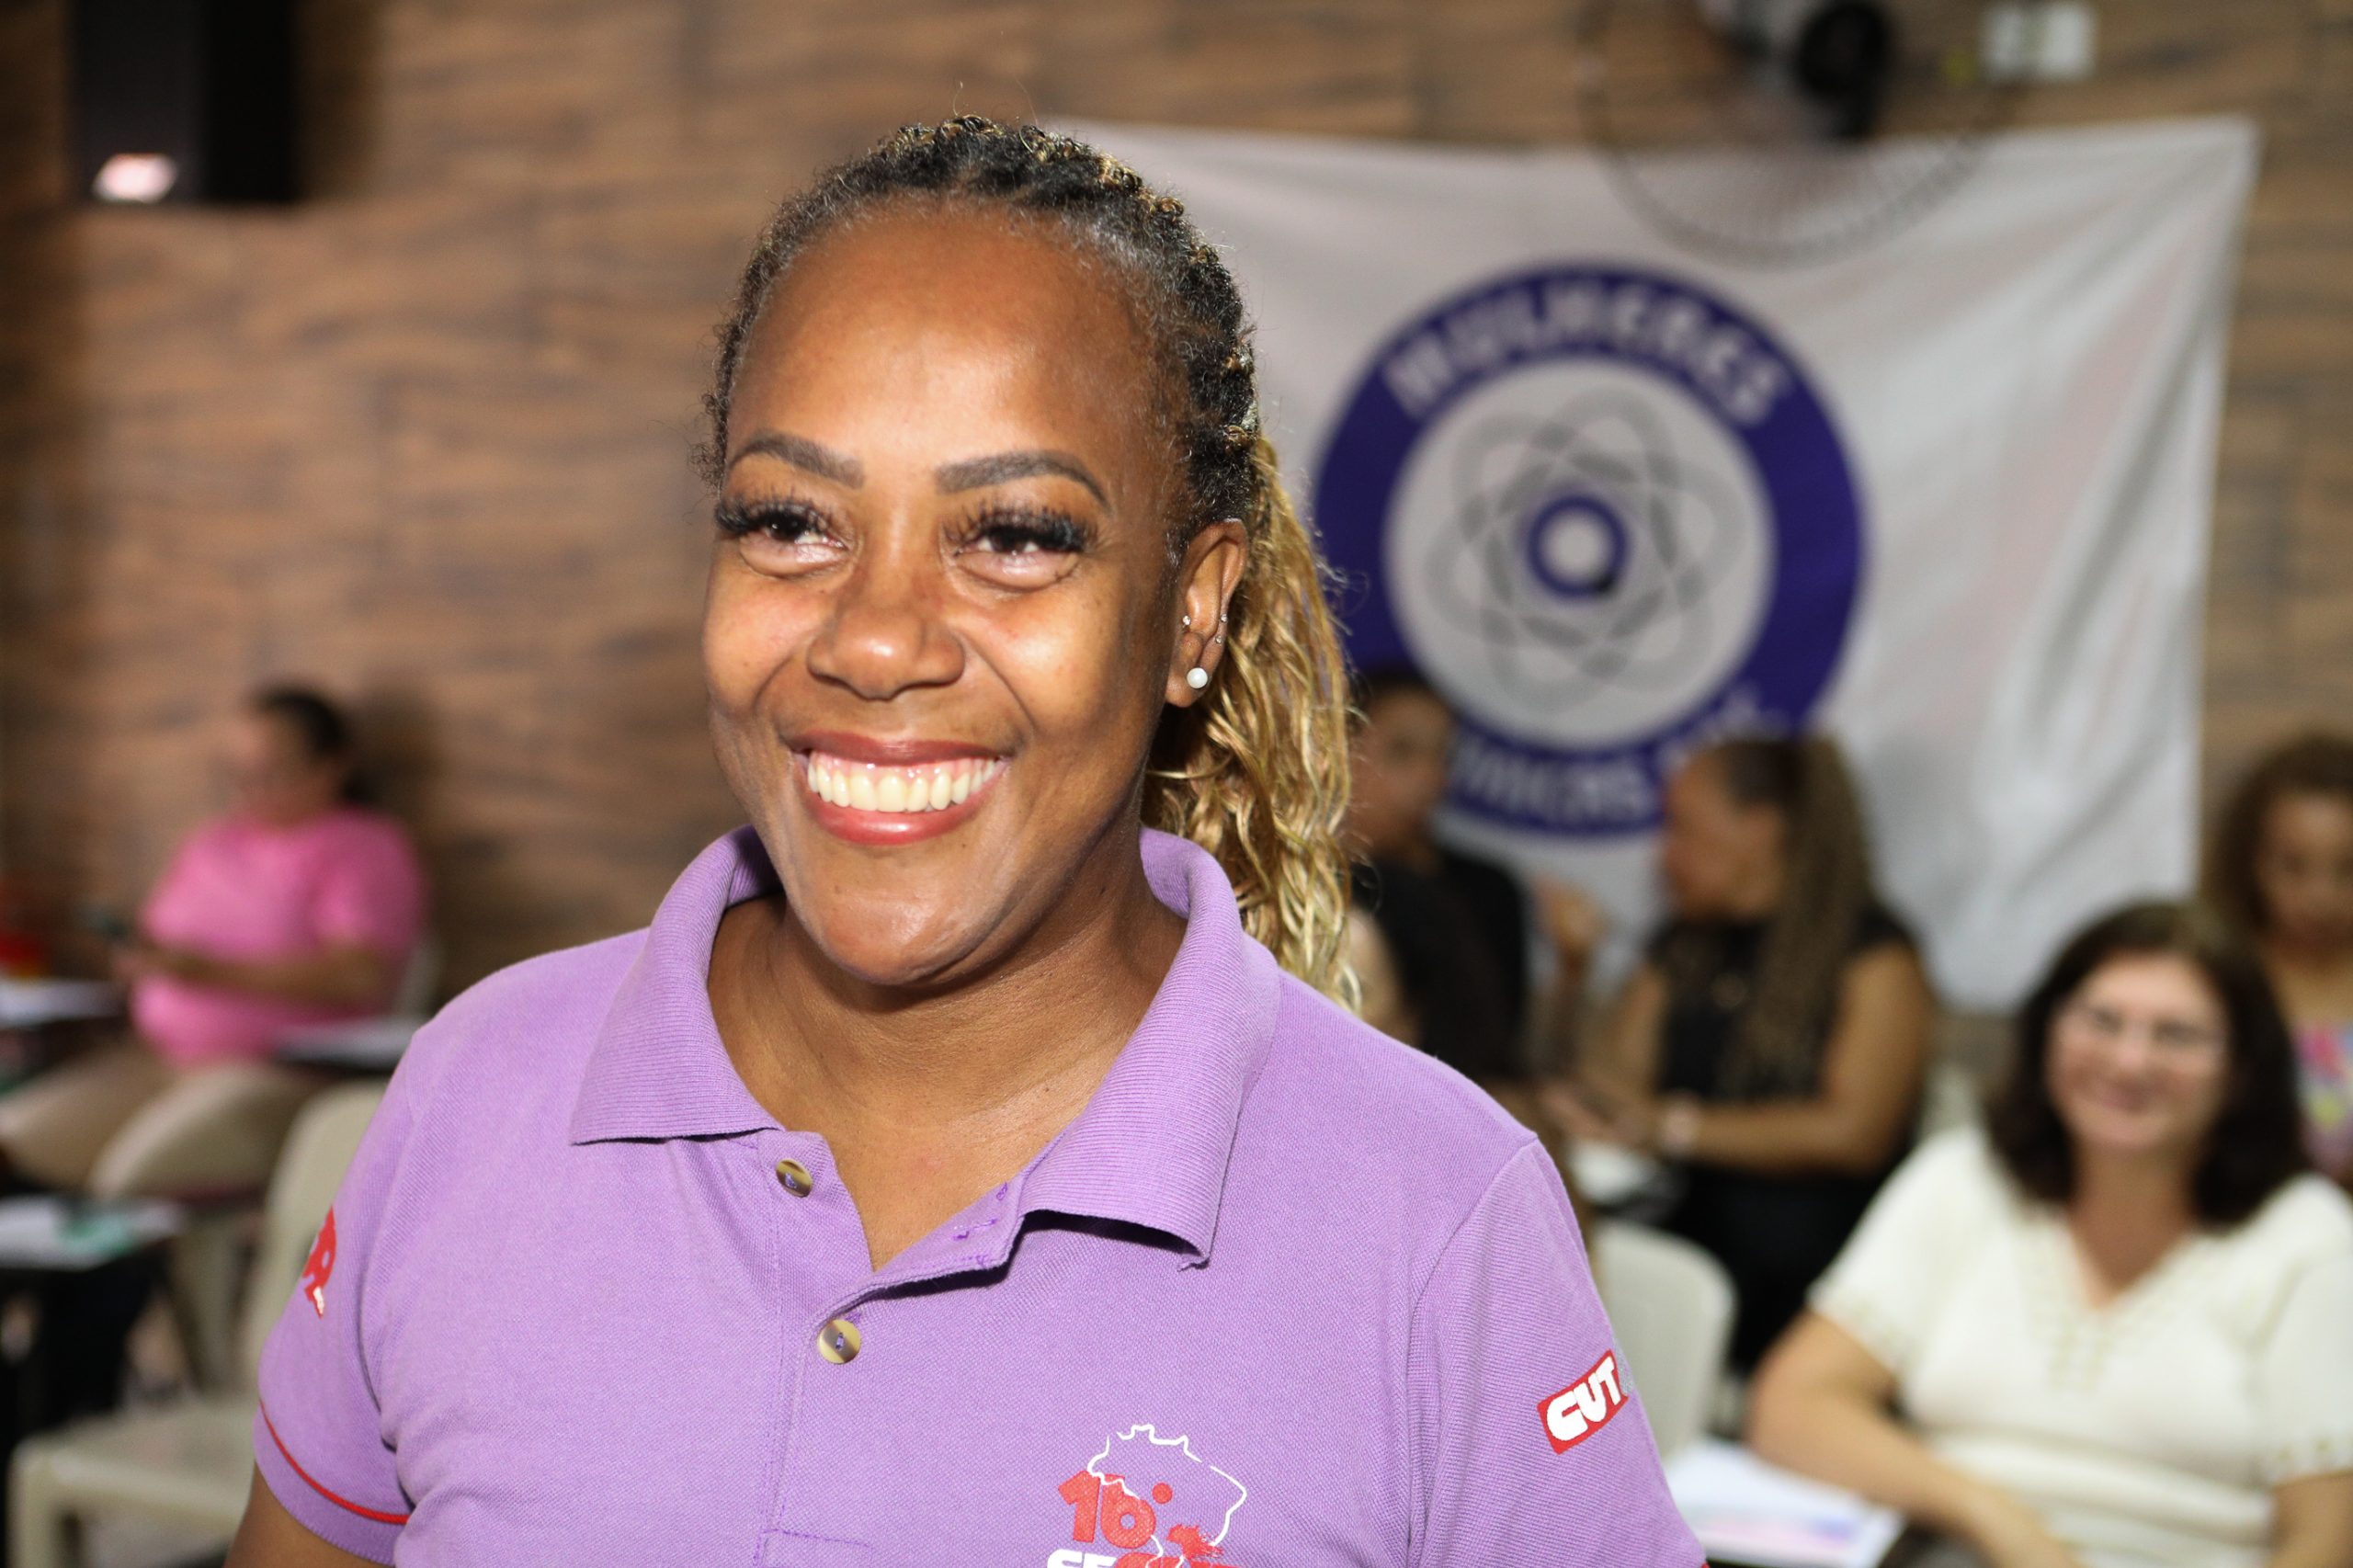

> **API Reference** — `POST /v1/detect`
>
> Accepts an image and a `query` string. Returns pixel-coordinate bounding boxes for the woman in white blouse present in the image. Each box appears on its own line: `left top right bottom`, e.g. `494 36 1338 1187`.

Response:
1749 902 2353 1568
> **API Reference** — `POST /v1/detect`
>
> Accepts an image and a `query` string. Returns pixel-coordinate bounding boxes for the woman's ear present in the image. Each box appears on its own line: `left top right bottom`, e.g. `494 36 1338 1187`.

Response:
1166 520 1249 708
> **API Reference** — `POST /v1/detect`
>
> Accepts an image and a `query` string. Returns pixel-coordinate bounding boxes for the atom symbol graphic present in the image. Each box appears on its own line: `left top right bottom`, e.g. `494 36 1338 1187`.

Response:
1420 389 1756 709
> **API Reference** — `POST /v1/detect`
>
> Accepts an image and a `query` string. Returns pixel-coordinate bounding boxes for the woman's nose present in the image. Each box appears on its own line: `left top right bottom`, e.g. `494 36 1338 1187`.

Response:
804 556 965 701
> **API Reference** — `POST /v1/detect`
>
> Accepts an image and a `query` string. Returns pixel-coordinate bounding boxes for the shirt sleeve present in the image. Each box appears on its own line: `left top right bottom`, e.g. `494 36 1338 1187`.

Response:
1807 1129 1988 1379
2256 1202 2353 1484
1408 1140 1704 1568
311 821 427 967
252 1066 419 1562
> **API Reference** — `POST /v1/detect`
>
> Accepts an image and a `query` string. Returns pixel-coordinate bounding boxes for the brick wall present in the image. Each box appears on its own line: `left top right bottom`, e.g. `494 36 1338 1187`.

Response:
1 0 2347 992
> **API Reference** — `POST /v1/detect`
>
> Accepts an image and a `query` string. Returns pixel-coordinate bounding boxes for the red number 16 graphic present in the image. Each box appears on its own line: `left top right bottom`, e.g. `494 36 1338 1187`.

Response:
1057 1470 1235 1565
1059 1469 1157 1547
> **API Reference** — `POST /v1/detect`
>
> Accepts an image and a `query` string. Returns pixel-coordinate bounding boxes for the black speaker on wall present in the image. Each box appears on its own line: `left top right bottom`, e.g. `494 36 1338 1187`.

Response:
68 0 302 204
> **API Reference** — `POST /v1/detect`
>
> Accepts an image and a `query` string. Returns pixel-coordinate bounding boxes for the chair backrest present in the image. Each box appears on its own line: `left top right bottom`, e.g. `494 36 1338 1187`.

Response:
1915 1055 1984 1142
391 934 442 1017
1591 1221 1736 1458
236 1082 389 1388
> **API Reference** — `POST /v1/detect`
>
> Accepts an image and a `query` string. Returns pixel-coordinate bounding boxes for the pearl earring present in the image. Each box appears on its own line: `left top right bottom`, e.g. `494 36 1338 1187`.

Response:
1186 666 1210 690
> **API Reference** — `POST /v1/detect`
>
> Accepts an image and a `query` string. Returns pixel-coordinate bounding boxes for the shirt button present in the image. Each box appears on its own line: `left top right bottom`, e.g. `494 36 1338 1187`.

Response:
816 1318 860 1364
775 1158 813 1197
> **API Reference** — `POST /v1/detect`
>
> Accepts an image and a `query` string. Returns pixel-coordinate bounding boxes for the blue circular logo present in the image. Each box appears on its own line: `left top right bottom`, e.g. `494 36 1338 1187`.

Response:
1314 263 1864 836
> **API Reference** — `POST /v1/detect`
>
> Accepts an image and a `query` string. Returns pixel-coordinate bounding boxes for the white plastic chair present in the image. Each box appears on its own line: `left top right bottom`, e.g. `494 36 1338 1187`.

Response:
10 1083 387 1568
1591 1221 1736 1459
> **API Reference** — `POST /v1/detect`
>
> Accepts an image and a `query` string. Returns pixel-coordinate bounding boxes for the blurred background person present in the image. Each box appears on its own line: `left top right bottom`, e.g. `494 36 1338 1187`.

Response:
1343 666 1602 1107
2210 733 2353 1188
0 686 426 1198
1546 733 1933 1369
1748 902 2353 1568
1344 665 1529 1077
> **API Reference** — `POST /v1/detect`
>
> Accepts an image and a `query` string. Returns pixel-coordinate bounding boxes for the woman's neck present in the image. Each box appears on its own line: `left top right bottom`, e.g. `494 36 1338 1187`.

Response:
1370 826 1441 874
712 832 1187 1270
2263 936 2353 1019
245 802 341 833
2066 1145 2198 1299
1719 861 1786 923
718 835 1184 1142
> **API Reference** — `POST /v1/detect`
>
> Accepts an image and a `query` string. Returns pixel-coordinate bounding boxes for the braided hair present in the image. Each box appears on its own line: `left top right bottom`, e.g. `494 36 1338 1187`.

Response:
698 118 1356 1002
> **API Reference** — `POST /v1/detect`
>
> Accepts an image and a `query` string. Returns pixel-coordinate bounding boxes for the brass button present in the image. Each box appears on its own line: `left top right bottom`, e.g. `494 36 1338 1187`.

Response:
775 1158 813 1197
816 1317 860 1364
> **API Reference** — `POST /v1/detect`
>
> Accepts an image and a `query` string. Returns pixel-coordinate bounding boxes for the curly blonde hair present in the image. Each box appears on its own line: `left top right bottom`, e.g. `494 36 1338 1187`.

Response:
698 118 1356 1002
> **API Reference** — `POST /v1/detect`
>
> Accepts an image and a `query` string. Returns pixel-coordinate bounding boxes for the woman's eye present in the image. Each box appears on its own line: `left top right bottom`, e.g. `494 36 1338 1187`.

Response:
970 515 1086 555
716 500 844 574
957 510 1090 583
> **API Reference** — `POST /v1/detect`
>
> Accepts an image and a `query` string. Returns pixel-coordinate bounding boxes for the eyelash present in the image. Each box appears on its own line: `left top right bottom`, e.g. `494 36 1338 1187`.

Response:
713 496 829 542
711 498 1093 558
950 504 1092 557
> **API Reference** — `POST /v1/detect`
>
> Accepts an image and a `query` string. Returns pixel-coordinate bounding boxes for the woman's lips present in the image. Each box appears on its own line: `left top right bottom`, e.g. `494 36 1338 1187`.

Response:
796 750 1007 845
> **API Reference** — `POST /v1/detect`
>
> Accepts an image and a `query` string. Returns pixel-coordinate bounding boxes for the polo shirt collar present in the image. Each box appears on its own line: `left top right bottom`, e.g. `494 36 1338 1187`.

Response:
1009 829 1280 1263
568 827 1281 1264
569 828 783 1144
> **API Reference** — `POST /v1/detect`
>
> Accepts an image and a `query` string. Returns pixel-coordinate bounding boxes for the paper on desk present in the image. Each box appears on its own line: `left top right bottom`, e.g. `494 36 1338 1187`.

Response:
0 1196 182 1270
1568 1141 1666 1207
275 1013 425 1070
1665 1438 1905 1568
0 978 120 1028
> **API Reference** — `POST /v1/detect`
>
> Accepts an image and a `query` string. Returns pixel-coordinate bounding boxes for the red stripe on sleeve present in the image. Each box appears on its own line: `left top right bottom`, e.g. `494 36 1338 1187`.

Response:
258 1400 413 1526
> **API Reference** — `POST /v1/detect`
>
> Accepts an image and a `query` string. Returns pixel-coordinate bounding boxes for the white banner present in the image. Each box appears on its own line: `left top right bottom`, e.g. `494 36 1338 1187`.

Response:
1078 117 2257 1008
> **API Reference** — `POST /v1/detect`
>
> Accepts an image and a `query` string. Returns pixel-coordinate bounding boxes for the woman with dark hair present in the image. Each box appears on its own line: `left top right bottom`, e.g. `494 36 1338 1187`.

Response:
228 120 1697 1567
1343 664 1543 1082
1749 903 2353 1568
0 686 425 1198
2209 733 2353 1186
1546 734 1935 1368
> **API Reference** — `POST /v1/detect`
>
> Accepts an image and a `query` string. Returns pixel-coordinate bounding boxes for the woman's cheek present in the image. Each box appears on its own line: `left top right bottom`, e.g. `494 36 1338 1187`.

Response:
704 572 811 710
992 591 1148 736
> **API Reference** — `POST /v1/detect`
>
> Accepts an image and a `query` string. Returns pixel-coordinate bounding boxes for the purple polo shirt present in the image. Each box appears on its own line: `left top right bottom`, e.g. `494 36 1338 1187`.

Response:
255 827 1700 1566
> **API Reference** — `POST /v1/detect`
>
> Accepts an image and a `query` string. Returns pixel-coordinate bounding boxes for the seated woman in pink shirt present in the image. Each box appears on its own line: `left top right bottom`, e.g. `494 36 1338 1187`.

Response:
0 687 426 1198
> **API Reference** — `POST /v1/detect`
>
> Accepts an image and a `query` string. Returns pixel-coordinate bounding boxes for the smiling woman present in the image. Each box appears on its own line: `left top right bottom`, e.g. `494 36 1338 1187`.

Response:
1749 903 2353 1568
226 119 1699 1568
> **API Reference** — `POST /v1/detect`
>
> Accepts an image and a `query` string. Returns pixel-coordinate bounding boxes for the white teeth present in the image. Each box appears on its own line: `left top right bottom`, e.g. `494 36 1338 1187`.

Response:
803 753 1004 815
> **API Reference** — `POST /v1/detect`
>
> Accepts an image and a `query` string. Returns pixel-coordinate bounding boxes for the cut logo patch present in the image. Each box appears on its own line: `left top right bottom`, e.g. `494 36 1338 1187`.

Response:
1540 1350 1626 1453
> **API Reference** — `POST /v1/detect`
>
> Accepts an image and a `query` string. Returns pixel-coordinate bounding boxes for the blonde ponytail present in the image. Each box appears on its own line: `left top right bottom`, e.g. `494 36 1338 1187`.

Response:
1143 434 1357 1006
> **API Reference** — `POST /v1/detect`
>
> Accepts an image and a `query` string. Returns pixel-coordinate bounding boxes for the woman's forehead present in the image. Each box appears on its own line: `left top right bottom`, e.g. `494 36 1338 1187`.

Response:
730 210 1168 486
2079 952 2219 1011
2265 788 2353 841
749 210 1153 392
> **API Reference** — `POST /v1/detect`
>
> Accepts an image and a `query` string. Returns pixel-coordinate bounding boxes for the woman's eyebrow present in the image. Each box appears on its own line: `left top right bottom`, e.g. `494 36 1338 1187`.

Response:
728 431 864 487
935 449 1108 506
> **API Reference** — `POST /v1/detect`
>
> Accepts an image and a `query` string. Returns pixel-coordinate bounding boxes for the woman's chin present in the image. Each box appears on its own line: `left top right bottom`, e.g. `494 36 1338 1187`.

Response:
794 905 1008 992
2062 1108 2197 1167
